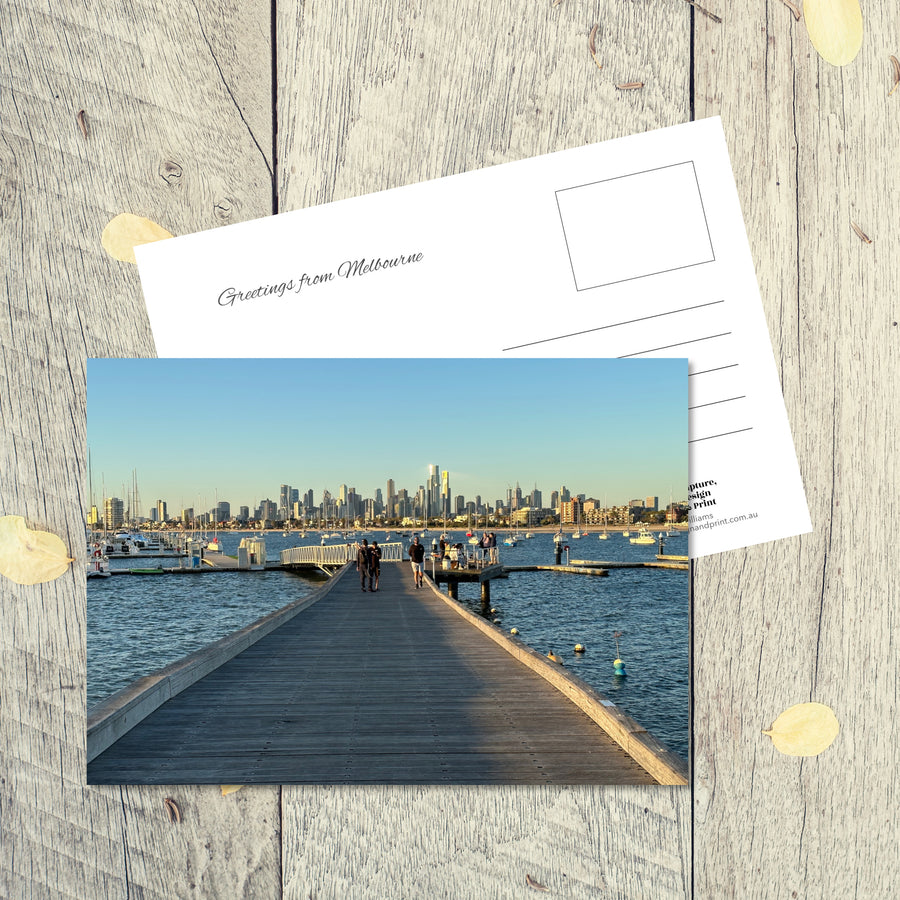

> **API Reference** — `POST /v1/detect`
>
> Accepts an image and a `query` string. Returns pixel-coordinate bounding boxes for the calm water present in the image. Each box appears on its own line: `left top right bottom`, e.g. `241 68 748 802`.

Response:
87 528 689 760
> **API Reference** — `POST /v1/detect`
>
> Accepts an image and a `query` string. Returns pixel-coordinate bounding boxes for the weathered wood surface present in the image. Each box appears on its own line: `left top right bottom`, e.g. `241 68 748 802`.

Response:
1 0 896 898
0 1 277 898
89 563 657 785
692 4 900 899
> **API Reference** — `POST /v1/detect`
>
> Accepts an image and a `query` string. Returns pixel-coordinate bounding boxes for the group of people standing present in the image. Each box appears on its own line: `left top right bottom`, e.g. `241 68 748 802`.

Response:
356 539 382 592
478 531 498 564
359 531 498 594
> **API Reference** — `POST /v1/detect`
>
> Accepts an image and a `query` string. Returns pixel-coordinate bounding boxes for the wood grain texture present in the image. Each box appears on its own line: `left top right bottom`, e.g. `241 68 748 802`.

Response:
277 0 692 896
3 0 895 895
0 0 275 897
693 3 900 897
277 0 691 208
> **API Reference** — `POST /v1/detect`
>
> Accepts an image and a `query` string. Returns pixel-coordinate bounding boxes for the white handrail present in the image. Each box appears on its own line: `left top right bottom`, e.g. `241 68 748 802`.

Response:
280 542 405 566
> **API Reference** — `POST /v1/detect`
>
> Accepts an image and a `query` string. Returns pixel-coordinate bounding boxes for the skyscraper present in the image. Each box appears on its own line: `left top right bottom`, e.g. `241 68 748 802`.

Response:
104 497 124 530
156 499 167 522
427 465 439 517
279 484 292 521
441 470 450 516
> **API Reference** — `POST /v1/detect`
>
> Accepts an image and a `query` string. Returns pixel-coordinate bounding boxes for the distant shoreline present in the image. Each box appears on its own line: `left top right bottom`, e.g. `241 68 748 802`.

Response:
182 523 686 536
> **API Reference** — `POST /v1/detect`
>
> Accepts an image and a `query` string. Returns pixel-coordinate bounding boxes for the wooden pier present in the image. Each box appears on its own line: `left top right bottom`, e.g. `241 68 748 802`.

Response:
87 562 686 786
569 558 690 571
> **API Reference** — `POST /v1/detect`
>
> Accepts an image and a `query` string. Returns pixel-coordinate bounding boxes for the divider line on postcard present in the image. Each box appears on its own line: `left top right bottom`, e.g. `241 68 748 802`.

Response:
501 300 725 352
618 332 731 359
688 427 753 444
688 395 746 411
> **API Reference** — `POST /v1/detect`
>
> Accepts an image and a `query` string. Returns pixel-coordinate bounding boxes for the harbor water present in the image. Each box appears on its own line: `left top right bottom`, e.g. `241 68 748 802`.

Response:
87 528 688 761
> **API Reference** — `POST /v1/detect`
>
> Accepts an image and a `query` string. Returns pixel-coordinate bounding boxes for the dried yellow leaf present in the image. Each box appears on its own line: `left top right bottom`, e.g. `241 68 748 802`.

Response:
220 784 243 796
762 702 840 756
525 873 550 892
803 0 863 66
0 515 74 585
164 797 182 824
101 213 173 264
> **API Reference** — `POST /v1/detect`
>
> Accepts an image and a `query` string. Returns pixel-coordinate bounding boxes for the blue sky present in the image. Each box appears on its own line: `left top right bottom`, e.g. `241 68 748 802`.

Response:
86 358 687 513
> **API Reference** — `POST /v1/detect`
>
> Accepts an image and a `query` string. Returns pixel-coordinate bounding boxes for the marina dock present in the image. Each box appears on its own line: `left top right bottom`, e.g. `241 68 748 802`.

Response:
568 558 690 571
87 561 686 785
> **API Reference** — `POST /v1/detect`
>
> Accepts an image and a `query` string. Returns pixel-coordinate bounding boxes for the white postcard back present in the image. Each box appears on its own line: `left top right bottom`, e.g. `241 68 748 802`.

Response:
136 117 812 557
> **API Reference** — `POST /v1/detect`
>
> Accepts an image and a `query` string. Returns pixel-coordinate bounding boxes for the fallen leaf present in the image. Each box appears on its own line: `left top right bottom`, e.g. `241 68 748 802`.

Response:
889 55 900 96
803 0 863 66
525 873 550 892
101 213 173 264
164 798 182 823
683 0 722 23
850 220 873 244
0 515 74 585
221 785 243 796
762 702 840 756
588 24 602 70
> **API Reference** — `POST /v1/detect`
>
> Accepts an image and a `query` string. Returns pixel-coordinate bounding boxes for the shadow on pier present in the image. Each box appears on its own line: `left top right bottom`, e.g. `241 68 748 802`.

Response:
87 563 658 785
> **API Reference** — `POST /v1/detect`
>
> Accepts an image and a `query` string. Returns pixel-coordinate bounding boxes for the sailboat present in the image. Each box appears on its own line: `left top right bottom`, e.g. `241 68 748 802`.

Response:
571 504 583 539
598 498 609 539
206 490 222 551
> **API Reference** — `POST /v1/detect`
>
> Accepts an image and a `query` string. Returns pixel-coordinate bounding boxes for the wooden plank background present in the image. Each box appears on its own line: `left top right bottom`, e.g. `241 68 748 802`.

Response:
1 0 896 896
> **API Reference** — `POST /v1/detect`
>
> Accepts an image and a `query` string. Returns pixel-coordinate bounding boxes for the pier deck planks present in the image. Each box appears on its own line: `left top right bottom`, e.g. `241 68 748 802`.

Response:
88 564 656 785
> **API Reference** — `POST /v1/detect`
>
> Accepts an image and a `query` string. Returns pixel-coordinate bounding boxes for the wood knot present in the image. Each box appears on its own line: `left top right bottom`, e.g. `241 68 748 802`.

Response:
214 198 233 221
159 160 183 185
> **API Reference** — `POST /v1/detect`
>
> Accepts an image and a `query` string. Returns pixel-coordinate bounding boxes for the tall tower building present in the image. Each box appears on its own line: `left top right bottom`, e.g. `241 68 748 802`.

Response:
156 499 167 522
441 470 450 516
104 497 124 530
427 465 439 517
279 484 292 520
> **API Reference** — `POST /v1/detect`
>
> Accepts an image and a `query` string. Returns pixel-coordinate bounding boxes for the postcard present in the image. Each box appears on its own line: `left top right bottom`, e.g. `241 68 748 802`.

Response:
136 116 811 557
85 357 689 785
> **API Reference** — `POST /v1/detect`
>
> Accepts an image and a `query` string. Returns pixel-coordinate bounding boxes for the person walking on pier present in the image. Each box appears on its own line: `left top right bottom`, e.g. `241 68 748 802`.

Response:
357 538 373 591
369 540 382 592
408 534 425 588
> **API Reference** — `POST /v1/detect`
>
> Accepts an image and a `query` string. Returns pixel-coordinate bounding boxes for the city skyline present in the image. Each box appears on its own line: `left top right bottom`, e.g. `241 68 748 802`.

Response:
86 358 688 515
